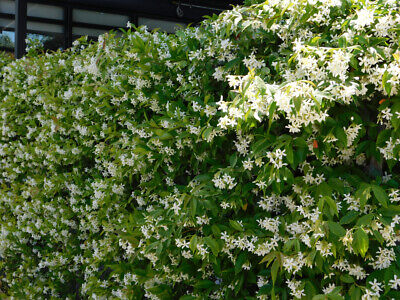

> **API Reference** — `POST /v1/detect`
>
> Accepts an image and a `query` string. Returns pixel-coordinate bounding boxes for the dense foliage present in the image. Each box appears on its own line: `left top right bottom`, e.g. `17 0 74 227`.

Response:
1 0 400 299
0 51 13 71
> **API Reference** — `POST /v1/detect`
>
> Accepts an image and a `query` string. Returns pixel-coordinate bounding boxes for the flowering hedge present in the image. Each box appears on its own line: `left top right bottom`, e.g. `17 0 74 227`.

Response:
1 0 400 299
0 51 13 71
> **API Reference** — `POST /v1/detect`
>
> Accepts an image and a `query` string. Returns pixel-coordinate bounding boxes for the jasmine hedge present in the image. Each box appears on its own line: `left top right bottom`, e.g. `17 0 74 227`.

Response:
1 0 400 299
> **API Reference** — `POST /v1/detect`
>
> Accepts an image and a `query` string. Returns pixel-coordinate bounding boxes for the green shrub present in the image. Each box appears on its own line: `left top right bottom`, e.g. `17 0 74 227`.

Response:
1 0 400 299
0 51 13 70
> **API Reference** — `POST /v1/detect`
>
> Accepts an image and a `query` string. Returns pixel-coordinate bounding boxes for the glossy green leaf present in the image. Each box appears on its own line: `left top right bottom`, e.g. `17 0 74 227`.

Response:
204 236 220 256
340 211 359 225
371 185 388 208
327 221 346 237
352 228 369 257
271 259 280 285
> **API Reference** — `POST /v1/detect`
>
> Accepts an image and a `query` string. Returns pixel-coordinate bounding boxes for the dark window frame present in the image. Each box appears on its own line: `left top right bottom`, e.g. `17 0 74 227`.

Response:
1 0 242 57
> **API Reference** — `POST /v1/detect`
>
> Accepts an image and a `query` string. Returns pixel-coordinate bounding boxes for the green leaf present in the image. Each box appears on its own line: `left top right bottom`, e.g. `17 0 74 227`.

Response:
328 286 343 296
382 70 392 95
224 57 241 70
379 205 400 217
154 129 172 140
288 52 298 67
340 211 358 225
194 174 212 183
312 296 327 300
271 259 279 285
335 126 347 147
267 102 277 134
195 280 214 289
293 137 308 148
310 36 322 46
294 147 308 165
148 284 171 296
372 230 384 244
234 273 245 295
328 294 344 300
324 196 338 217
349 55 358 69
350 286 362 300
211 224 221 236
352 228 369 257
371 185 388 208
340 274 354 283
281 2 295 17
252 137 269 155
229 220 244 231
293 97 302 112
305 281 317 299
318 197 325 213
258 283 273 295
202 127 213 140
328 178 345 194
376 129 391 147
318 182 333 197
259 252 276 266
285 142 294 165
356 213 374 226
118 232 139 246
327 221 346 237
132 146 150 155
189 235 198 253
204 236 220 256
356 35 368 45
355 183 371 210
230 153 238 167
190 198 197 218
179 296 196 300
235 252 247 274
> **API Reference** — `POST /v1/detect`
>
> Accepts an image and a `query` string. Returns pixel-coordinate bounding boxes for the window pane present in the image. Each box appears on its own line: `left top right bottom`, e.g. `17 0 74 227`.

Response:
0 30 14 49
26 22 64 51
72 27 108 37
27 21 63 34
0 17 15 29
27 3 63 20
73 9 128 27
26 32 64 51
138 17 186 33
0 0 15 15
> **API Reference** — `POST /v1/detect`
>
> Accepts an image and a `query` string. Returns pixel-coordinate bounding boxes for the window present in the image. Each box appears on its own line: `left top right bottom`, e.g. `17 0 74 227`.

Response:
138 17 186 33
27 3 63 20
73 9 129 28
0 30 14 50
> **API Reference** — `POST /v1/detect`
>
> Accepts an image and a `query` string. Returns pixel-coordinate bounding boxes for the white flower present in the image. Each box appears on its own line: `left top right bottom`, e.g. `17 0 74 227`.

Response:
348 264 367 280
369 247 395 270
243 52 266 70
266 148 287 169
257 217 280 233
220 201 230 209
212 173 236 190
368 278 382 296
316 240 333 257
322 283 336 294
255 180 267 189
353 8 375 30
213 67 225 81
327 50 351 80
243 158 254 170
389 275 400 289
